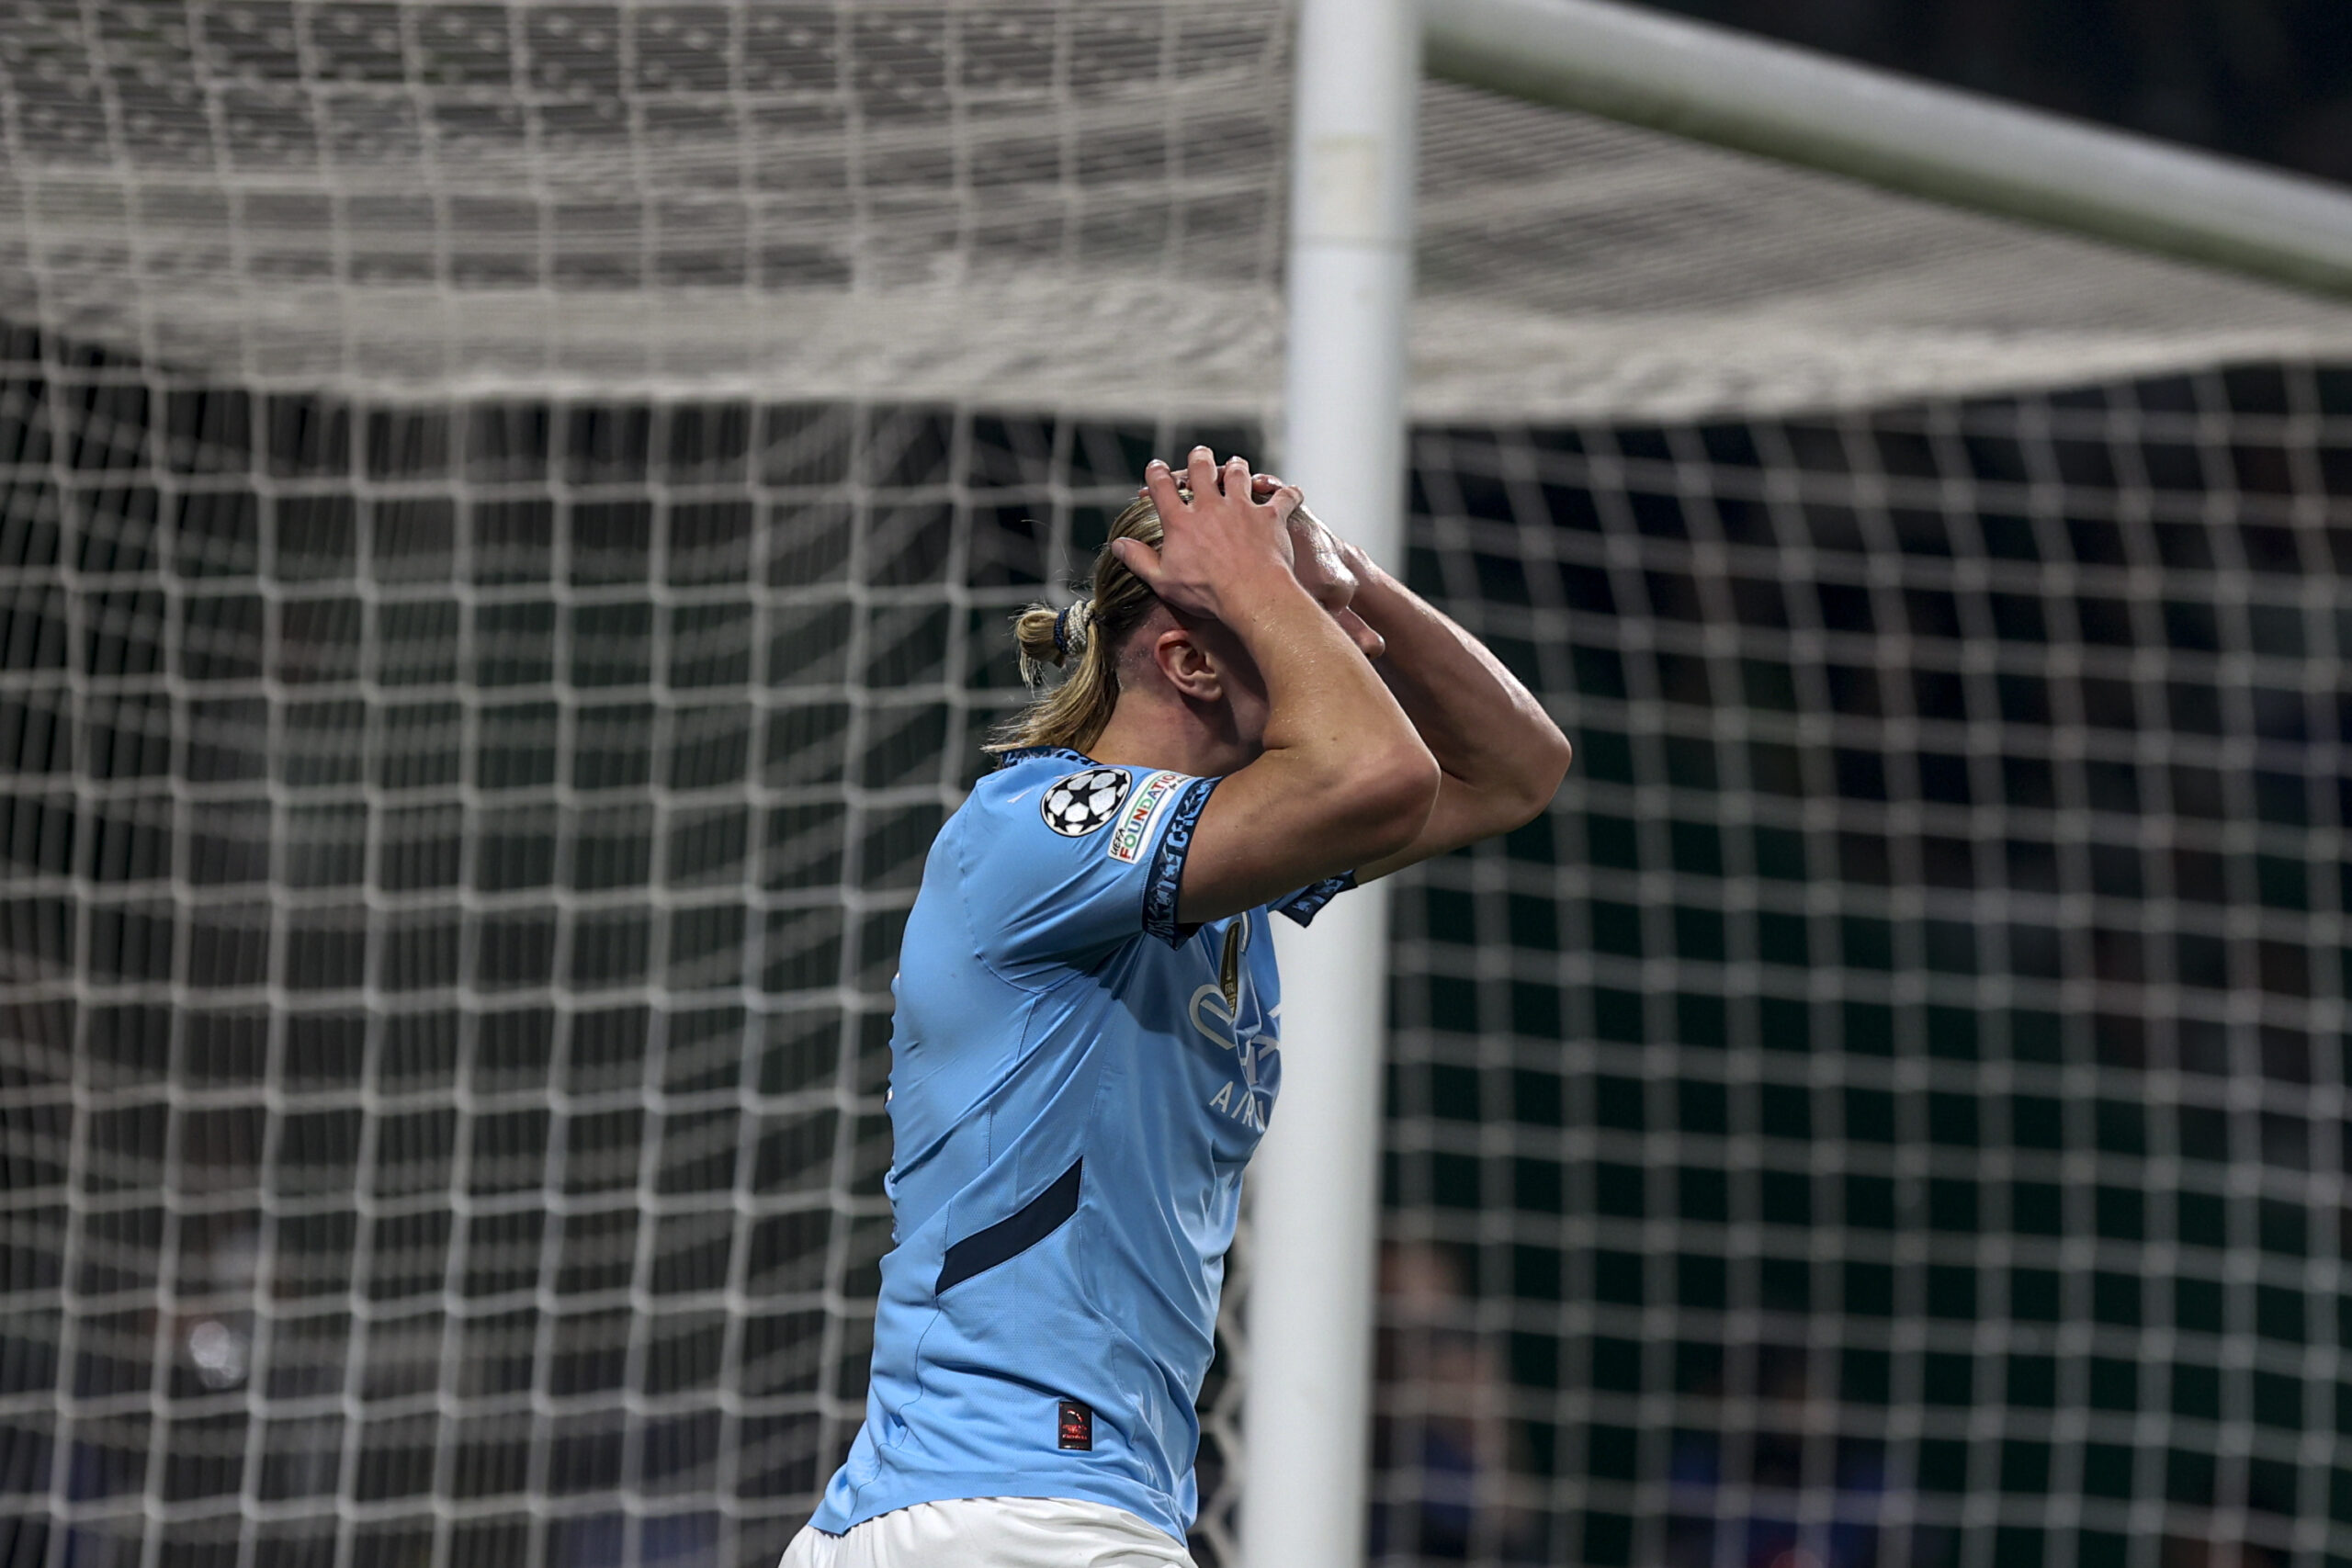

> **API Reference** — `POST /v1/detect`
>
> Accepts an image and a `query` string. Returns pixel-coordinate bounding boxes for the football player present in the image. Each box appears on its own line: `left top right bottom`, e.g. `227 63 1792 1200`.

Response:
785 448 1572 1566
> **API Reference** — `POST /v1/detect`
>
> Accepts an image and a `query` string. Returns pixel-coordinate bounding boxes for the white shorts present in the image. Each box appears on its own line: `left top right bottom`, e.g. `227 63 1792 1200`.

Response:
780 1496 1196 1568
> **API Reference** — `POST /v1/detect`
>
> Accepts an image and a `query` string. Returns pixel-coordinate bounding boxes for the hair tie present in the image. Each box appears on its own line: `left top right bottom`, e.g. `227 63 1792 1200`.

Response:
1053 600 1091 659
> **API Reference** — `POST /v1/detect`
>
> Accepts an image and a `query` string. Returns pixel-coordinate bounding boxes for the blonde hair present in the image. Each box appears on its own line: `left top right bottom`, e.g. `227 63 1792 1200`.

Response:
987 491 1168 755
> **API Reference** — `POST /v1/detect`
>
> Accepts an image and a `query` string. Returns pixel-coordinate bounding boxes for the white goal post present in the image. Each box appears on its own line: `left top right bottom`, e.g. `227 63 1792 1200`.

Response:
1248 3 1420 1568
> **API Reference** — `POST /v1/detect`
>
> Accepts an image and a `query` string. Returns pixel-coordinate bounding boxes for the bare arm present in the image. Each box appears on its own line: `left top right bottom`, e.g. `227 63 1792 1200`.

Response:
1285 505 1572 882
1112 451 1440 924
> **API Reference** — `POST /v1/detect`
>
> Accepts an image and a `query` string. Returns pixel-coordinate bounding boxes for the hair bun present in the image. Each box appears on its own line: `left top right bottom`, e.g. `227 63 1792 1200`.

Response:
1053 599 1092 659
987 489 1160 754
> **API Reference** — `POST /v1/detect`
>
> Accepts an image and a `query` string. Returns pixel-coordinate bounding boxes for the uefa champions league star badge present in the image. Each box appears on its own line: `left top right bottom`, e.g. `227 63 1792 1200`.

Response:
1040 768 1129 836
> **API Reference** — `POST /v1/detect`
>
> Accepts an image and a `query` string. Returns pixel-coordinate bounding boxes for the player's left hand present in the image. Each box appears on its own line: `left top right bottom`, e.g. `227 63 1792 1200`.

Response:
1250 472 1387 660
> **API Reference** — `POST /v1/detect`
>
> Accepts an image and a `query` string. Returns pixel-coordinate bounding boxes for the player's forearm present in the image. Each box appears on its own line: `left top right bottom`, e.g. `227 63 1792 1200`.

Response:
1225 570 1438 833
1351 559 1572 820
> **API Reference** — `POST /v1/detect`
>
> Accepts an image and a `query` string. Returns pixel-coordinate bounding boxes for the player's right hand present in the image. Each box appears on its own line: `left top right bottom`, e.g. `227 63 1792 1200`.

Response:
1114 448 1302 623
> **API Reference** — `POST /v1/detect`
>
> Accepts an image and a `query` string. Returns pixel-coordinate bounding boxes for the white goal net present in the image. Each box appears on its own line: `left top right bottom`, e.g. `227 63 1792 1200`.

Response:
6 4 2352 1568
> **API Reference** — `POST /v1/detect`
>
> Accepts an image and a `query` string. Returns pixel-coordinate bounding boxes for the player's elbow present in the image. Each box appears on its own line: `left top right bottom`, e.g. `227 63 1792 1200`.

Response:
1461 725 1572 844
1341 741 1442 862
1506 727 1575 826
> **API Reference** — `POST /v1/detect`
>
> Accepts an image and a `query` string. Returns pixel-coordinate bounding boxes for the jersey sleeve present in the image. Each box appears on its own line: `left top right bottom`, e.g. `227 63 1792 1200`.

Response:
967 764 1218 977
1272 872 1358 927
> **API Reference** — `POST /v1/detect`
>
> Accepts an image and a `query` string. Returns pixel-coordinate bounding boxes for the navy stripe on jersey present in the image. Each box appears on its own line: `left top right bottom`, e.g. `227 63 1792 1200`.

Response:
935 1157 1083 1294
1141 777 1217 945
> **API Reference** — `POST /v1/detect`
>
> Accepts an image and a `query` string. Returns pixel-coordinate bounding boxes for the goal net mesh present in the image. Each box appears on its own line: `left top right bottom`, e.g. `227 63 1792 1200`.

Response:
5 4 2352 1568
1382 369 2352 1568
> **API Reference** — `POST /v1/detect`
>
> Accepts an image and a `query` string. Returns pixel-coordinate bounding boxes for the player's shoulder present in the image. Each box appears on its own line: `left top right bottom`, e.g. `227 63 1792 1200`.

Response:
973 747 1203 863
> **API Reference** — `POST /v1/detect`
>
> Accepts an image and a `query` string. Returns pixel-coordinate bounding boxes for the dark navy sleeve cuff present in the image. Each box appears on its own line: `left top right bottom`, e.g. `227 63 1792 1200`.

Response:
1273 872 1357 927
1141 776 1218 947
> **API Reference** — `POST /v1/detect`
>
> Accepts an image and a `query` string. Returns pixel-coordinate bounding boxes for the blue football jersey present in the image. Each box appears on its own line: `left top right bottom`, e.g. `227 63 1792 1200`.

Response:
807 745 1351 1542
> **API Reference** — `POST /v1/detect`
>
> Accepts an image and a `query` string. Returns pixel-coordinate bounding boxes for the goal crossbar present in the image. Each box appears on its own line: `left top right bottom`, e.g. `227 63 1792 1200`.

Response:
1423 0 2352 299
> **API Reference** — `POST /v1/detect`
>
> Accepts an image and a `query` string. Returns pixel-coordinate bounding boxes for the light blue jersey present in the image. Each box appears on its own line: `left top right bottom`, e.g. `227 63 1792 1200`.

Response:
808 745 1350 1543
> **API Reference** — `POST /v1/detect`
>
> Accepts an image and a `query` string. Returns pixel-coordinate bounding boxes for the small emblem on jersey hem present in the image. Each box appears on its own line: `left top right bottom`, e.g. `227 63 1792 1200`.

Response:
1040 768 1129 836
1057 1398 1093 1451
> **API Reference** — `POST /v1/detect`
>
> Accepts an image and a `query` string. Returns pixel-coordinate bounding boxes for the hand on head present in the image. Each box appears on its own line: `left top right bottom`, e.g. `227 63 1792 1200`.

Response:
1112 448 1303 625
1115 449 1387 660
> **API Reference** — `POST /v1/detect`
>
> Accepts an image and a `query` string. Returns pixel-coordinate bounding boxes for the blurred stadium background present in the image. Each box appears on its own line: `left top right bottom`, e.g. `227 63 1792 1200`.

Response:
5 4 2352 1567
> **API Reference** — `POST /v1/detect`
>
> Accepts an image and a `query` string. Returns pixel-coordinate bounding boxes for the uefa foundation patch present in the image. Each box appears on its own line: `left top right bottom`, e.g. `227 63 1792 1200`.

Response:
1106 771 1184 863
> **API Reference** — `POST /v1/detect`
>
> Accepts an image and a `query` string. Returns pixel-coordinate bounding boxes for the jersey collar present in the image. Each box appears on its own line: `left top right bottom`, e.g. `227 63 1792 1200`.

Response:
996 745 1098 770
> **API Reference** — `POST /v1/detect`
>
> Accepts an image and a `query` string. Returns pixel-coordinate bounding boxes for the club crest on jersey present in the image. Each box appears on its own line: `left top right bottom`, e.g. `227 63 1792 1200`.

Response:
1039 768 1129 836
1107 770 1185 863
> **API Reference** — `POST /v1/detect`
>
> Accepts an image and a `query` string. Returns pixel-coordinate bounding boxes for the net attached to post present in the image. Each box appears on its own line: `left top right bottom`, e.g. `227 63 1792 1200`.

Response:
1385 369 2352 1567
5 5 2352 1568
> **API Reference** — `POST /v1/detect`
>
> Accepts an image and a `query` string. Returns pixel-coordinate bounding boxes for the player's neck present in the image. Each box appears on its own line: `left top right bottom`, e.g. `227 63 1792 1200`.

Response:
1087 691 1251 780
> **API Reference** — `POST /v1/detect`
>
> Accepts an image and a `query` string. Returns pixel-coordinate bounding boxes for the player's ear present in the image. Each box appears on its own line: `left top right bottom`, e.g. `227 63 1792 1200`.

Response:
1151 626 1222 702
